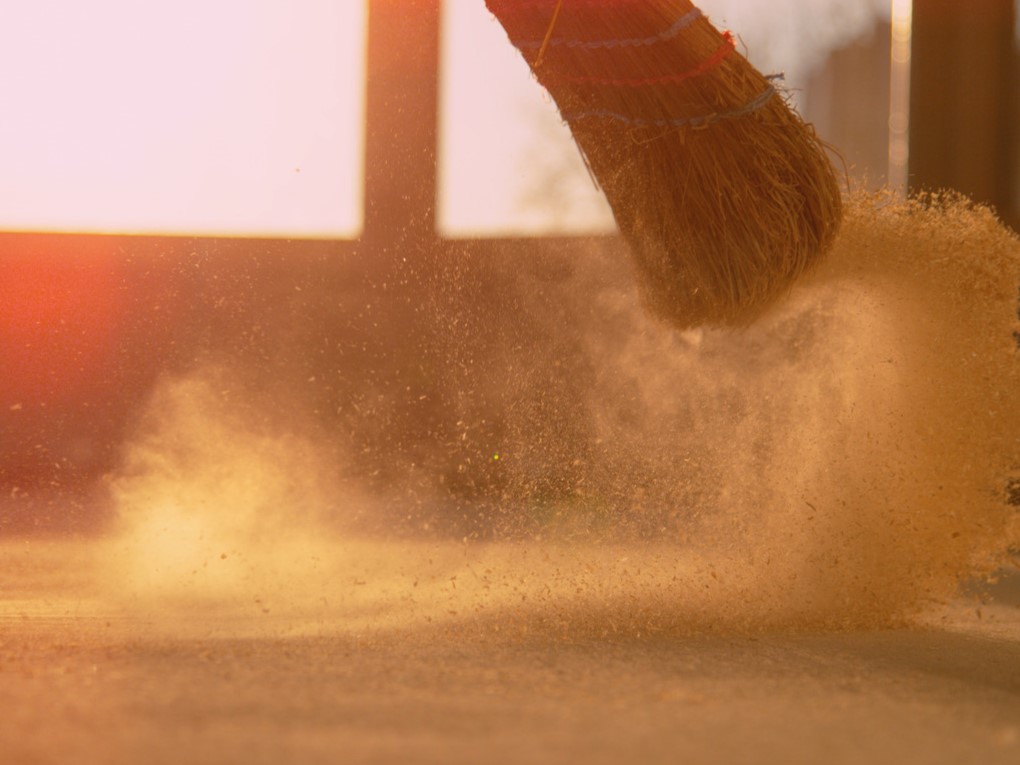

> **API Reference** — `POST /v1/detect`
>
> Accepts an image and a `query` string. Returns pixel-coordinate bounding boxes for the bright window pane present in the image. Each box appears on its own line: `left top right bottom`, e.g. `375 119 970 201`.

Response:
0 0 365 238
438 0 616 237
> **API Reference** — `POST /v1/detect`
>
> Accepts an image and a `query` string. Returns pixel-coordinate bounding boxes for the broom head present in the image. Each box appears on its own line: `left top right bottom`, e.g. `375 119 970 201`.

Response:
486 0 844 328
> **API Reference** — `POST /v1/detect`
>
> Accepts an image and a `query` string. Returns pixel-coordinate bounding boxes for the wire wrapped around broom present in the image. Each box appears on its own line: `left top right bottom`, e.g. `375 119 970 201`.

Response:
485 0 843 328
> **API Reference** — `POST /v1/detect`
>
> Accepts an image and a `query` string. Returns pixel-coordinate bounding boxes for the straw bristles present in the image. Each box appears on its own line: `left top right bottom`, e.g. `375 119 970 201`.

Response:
486 0 844 328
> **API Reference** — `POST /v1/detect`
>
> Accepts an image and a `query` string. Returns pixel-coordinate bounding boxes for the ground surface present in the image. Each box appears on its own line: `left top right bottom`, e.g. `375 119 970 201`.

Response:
2 539 1018 765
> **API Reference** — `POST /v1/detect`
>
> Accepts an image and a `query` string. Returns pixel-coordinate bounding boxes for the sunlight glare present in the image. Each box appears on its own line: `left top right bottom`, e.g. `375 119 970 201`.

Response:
0 0 366 238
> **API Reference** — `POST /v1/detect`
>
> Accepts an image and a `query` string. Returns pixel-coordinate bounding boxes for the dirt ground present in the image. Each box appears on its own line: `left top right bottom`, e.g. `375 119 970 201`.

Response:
2 539 1018 765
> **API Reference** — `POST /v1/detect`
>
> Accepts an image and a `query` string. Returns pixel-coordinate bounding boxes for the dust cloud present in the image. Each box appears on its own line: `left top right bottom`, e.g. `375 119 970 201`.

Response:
104 193 1020 639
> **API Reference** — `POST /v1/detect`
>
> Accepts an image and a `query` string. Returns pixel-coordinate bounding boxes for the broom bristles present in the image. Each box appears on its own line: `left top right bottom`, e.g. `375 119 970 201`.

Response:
486 0 844 328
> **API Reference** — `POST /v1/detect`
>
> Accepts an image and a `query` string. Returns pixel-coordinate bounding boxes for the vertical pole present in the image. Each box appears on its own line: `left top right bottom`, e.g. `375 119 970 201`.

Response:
909 0 1017 230
362 0 442 244
888 0 912 194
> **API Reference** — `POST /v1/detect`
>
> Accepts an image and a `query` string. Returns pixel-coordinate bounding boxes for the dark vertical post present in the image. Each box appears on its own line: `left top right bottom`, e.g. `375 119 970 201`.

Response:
909 0 1017 230
362 0 442 244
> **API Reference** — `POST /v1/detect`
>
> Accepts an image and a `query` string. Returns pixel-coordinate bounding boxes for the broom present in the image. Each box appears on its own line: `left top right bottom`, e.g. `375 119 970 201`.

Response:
484 0 843 328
